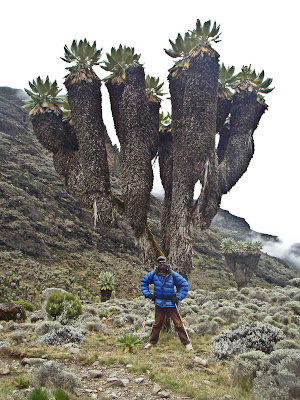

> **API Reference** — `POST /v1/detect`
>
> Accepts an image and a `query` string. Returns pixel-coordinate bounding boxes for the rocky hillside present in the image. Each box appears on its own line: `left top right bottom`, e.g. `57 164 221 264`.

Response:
0 86 299 304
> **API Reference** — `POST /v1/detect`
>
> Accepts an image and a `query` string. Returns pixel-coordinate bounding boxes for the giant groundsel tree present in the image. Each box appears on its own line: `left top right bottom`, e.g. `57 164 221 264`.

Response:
24 21 273 278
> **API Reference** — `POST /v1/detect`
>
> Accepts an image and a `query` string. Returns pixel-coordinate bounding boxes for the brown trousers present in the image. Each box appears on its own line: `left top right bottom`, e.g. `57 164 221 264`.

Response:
149 305 190 345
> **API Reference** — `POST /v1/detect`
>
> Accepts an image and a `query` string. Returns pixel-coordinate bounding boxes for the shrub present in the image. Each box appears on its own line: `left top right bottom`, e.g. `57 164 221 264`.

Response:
14 300 35 312
38 325 85 345
10 330 27 343
45 292 82 321
86 320 107 332
253 349 300 400
289 278 300 288
14 374 31 389
231 351 266 390
27 387 68 400
211 321 286 359
53 388 68 400
35 321 62 336
274 339 300 350
33 361 80 392
195 320 219 336
27 387 50 400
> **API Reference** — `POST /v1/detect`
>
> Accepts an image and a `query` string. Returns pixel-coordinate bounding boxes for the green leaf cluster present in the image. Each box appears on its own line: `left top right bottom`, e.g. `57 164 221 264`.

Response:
98 271 115 290
221 238 263 254
14 300 35 311
116 332 139 352
45 291 82 320
145 75 165 101
235 65 274 94
194 19 221 45
13 374 31 389
164 31 200 59
27 387 68 400
58 95 71 120
159 111 172 129
23 76 63 111
62 39 102 71
218 63 238 90
165 19 221 61
102 45 141 81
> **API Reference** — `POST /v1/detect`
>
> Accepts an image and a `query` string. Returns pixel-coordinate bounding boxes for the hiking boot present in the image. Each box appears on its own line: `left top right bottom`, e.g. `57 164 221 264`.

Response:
144 343 153 349
185 343 193 352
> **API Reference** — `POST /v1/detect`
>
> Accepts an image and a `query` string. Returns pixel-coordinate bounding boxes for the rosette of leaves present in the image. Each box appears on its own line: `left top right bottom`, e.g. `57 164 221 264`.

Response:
164 19 221 70
59 95 71 120
159 111 171 130
220 238 238 253
102 45 141 81
145 75 165 102
218 63 237 95
116 333 139 353
192 19 222 45
23 76 63 115
221 238 263 254
98 271 115 290
61 39 102 72
233 65 274 96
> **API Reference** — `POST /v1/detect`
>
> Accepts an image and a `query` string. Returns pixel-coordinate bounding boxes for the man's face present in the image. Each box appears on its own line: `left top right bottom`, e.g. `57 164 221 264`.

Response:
159 261 167 271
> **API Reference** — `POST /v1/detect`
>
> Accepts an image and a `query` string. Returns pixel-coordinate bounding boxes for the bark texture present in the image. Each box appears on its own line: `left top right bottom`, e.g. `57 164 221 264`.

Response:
31 110 67 153
158 128 173 255
168 49 220 277
224 253 261 290
106 62 159 260
65 71 113 225
219 88 268 194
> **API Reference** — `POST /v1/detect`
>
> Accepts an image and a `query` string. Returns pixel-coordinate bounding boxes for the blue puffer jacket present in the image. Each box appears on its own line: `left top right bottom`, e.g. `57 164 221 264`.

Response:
140 266 189 308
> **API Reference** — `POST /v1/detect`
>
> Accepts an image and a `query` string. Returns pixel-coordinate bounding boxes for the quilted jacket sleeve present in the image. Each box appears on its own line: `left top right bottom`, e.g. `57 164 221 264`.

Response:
140 271 155 298
173 272 189 300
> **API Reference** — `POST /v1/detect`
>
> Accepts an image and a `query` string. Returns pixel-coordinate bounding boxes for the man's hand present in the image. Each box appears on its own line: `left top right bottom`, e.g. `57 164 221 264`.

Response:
170 296 179 304
147 294 156 301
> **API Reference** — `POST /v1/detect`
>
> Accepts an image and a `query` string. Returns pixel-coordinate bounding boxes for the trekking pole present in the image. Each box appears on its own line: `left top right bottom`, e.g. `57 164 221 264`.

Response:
175 303 192 344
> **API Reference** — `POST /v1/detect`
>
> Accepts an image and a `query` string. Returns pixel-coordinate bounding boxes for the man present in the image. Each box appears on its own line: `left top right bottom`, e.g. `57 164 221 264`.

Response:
140 255 193 351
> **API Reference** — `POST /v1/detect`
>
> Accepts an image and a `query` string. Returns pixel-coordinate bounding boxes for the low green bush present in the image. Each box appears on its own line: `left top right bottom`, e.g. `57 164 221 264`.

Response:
52 388 68 400
14 300 35 311
45 292 82 320
27 387 50 400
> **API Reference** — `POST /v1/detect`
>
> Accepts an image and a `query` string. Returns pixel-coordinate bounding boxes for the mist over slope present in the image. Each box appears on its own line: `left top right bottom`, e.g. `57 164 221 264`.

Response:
0 86 299 303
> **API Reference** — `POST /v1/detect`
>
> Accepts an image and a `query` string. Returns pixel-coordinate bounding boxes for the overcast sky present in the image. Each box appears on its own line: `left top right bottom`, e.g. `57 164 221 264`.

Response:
1 0 299 244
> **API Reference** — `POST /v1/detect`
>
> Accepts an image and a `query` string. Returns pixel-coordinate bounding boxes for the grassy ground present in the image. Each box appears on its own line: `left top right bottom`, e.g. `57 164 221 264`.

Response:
0 327 257 400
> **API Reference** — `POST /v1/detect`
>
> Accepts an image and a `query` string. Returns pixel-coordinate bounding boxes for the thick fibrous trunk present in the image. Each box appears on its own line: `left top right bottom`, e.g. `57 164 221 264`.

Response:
219 88 267 194
224 253 261 290
106 63 159 259
31 110 67 153
158 128 173 255
65 72 113 225
216 90 232 133
217 124 230 163
106 80 125 146
168 48 220 277
148 100 160 159
120 63 157 237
